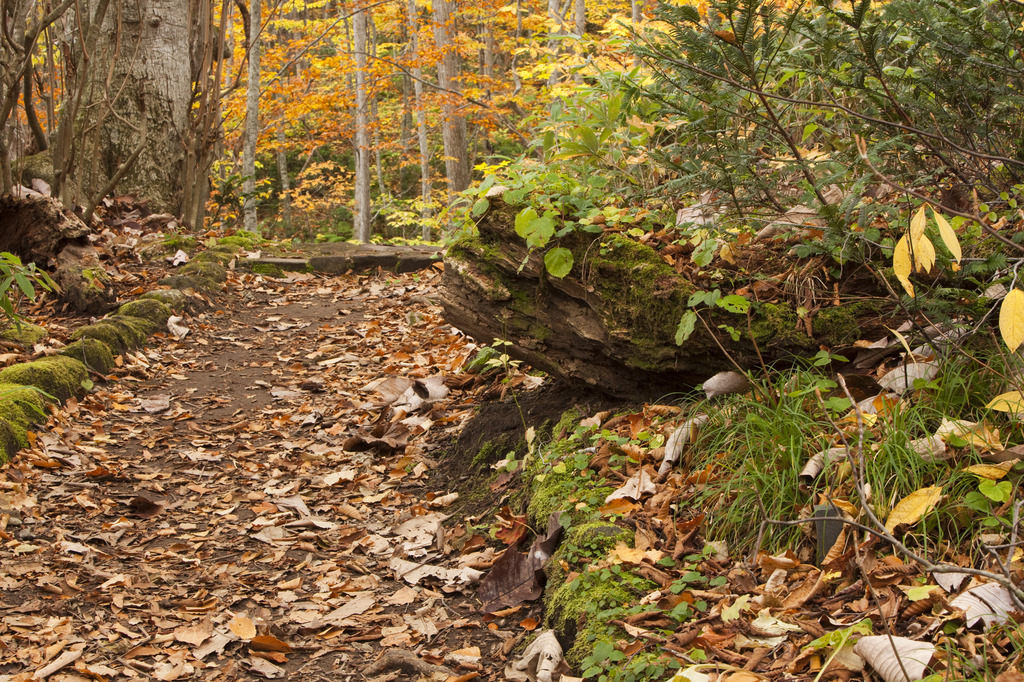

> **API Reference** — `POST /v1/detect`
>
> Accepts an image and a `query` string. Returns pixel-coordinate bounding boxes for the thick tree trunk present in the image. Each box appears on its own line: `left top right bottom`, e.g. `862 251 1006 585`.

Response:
353 6 372 243
440 192 886 400
431 0 470 197
60 0 191 216
242 0 262 233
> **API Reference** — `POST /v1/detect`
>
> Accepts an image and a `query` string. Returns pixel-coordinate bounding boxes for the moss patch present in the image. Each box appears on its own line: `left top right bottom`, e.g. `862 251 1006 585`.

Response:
60 338 115 373
158 274 220 292
749 302 815 349
0 323 47 347
0 356 89 402
118 299 172 326
527 467 614 528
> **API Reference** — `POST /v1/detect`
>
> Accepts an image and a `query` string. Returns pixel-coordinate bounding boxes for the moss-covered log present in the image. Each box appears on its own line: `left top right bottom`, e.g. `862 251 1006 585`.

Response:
440 191 885 399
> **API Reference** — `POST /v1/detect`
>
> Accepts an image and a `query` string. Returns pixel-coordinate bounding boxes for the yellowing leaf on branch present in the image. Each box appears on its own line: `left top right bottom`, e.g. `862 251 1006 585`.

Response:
910 205 927 241
884 485 943 533
932 210 961 264
911 231 936 274
999 288 1024 351
892 235 915 297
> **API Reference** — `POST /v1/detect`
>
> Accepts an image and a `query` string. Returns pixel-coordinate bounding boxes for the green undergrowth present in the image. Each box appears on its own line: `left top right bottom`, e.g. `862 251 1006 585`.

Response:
514 345 1024 680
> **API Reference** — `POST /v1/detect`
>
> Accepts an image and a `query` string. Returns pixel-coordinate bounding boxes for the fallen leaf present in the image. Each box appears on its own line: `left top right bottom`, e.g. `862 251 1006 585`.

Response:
884 486 943 533
229 614 257 640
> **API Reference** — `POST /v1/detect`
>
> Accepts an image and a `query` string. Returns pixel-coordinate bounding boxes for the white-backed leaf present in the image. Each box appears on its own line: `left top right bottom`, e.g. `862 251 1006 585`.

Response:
703 371 750 399
853 635 934 682
877 361 938 394
949 582 1016 628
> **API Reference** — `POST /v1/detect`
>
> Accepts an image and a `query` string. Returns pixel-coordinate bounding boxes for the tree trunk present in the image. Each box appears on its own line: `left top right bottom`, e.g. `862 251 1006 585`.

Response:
242 0 262 234
276 125 292 234
407 0 432 238
575 0 585 35
547 0 564 85
431 0 470 198
58 0 191 216
353 5 372 243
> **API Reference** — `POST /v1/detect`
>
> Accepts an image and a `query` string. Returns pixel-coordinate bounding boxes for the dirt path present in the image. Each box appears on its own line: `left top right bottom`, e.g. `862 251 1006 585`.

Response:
0 269 525 681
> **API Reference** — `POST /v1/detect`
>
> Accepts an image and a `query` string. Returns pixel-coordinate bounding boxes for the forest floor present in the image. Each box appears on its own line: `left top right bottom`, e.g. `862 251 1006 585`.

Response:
0 263 558 681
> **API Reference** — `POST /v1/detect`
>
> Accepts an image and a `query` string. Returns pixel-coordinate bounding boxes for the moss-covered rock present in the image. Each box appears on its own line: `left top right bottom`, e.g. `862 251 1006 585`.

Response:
0 322 47 347
71 318 146 352
57 264 115 315
138 235 198 261
140 289 190 312
192 249 235 265
247 262 286 278
0 356 89 402
60 338 116 373
0 383 49 425
180 260 227 283
217 234 259 250
117 299 172 326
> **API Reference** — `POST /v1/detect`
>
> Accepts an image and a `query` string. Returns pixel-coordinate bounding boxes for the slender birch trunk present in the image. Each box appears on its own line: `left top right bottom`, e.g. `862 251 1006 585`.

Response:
353 4 372 243
243 0 261 234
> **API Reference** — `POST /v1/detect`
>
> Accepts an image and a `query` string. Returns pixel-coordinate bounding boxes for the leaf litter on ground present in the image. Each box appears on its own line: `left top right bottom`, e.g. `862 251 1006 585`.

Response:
0 262 540 681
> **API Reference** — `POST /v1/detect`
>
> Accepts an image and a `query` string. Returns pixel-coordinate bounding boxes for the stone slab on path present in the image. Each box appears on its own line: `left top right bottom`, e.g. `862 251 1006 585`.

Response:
245 242 443 274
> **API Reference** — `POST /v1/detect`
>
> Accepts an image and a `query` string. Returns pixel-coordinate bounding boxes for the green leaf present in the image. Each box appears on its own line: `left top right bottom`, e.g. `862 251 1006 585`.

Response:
544 247 574 278
577 126 600 154
471 198 490 217
716 294 750 314
514 208 539 238
802 123 819 142
675 311 697 345
477 175 496 195
524 216 555 248
980 478 1012 503
691 239 717 267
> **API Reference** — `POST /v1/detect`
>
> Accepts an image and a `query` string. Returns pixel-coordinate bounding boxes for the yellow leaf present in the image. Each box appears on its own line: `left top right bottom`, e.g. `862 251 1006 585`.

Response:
885 485 943 533
608 543 647 565
910 205 927 241
228 615 257 640
986 391 1024 413
963 463 1012 480
886 326 914 358
999 288 1024 351
893 235 915 297
911 232 936 273
933 210 962 264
